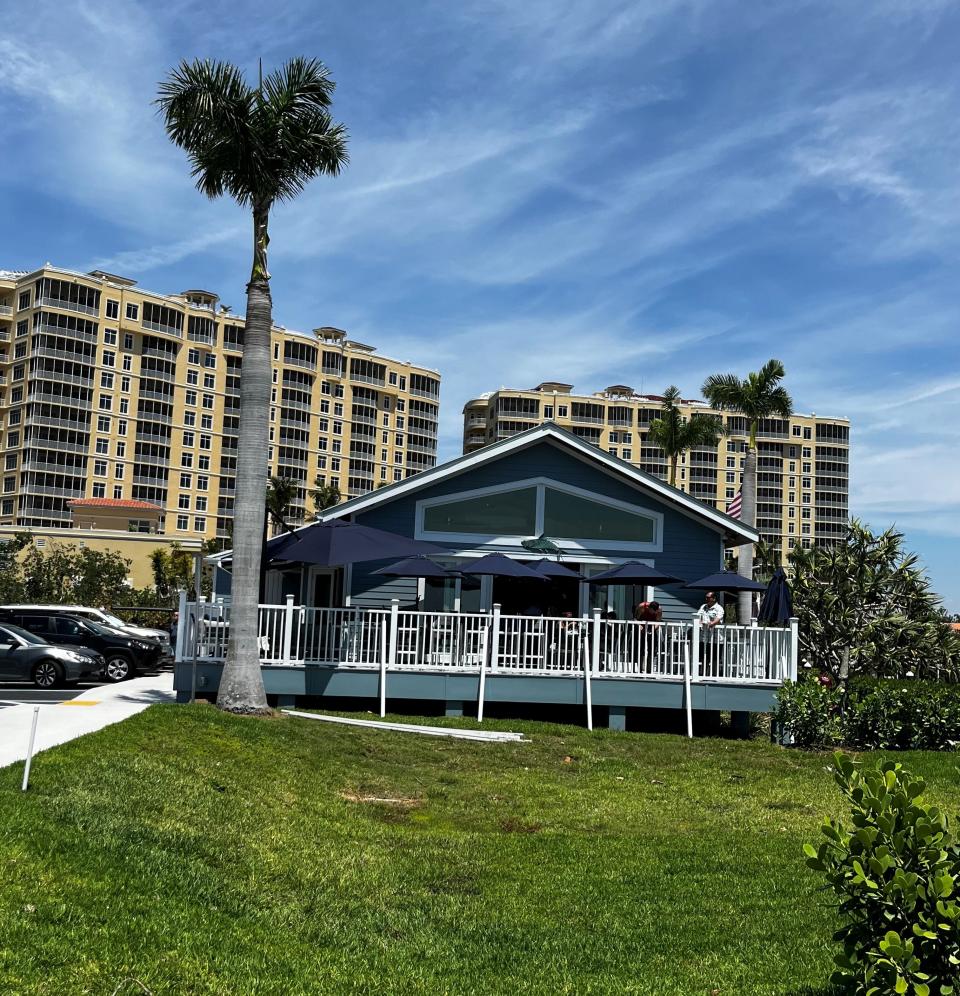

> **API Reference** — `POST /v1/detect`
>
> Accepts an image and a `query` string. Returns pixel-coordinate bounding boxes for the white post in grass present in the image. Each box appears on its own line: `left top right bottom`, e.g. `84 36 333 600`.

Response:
385 599 399 717
587 607 600 732
789 616 799 682
477 614 490 723
21 706 39 792
686 613 700 739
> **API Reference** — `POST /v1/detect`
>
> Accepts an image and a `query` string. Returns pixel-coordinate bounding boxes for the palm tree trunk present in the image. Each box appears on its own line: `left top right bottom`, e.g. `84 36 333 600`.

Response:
217 202 271 714
737 443 758 624
669 454 678 487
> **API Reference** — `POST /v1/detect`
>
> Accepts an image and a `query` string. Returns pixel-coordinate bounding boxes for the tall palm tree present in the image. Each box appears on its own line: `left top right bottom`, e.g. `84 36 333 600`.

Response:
647 386 725 487
157 58 348 714
702 359 793 623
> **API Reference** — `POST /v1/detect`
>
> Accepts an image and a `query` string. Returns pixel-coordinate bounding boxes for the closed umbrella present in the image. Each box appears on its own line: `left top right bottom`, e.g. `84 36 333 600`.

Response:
758 567 793 624
266 519 447 566
683 569 766 593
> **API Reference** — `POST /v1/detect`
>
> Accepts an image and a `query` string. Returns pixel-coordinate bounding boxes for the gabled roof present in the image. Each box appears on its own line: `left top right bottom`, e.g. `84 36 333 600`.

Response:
322 423 759 544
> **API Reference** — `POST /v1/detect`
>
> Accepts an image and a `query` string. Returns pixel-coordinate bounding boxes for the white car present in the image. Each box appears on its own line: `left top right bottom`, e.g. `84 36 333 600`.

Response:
0 605 171 654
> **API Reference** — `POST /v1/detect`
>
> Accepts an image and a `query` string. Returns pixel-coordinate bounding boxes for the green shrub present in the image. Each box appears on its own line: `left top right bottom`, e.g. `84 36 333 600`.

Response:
775 679 960 752
806 753 960 995
773 679 843 749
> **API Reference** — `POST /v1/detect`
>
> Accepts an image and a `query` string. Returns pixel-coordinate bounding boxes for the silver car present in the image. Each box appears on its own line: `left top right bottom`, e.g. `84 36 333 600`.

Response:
0 623 103 688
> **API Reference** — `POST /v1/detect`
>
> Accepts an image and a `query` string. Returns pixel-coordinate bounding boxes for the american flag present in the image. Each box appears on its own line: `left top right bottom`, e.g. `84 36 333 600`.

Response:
726 488 742 519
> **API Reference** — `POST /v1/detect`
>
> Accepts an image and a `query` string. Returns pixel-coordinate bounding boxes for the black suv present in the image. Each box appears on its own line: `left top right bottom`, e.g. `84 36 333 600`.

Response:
0 611 162 682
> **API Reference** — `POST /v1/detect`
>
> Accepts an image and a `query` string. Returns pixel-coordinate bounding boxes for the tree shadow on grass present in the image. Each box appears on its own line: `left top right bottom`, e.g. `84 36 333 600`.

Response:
786 986 845 996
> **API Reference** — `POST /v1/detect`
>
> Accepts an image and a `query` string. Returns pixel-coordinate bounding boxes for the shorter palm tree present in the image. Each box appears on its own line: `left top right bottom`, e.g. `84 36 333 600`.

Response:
647 386 725 488
309 476 341 518
266 476 300 536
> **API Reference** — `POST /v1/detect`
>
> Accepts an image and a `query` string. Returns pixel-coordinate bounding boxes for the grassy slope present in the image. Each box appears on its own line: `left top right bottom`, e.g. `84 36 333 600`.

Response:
1 707 958 995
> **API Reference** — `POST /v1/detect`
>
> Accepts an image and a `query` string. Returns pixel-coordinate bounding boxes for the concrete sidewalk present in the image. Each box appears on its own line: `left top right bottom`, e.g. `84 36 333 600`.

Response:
0 673 175 769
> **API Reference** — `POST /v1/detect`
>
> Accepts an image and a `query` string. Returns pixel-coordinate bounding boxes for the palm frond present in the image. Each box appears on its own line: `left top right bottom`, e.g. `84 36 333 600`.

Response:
701 373 744 410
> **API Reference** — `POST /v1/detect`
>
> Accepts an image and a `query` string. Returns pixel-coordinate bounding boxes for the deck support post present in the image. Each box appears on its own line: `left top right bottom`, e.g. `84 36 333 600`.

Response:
587 608 600 732
281 595 296 665
479 604 499 723
788 616 799 681
175 588 188 662
731 710 751 738
686 613 700 739
384 599 399 718
608 705 626 731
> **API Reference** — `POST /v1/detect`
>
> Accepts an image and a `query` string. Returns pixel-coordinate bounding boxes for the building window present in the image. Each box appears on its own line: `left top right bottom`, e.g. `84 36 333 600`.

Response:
331 458 341 472
116 442 125 457
118 419 127 436
194 516 206 532
6 433 18 448
102 350 115 367
94 460 107 476
393 469 403 481
183 431 195 447
98 394 112 411
803 427 812 440
608 447 618 457
123 333 134 350
622 448 632 460
195 496 208 512
97 416 111 432
200 414 212 430
204 354 216 368
113 485 123 499
177 514 189 531
106 299 119 319
184 412 196 427
180 473 192 489
187 348 200 365
185 390 197 406
128 520 152 534
125 303 139 321
197 475 208 491
186 369 198 385
199 434 211 450
95 438 109 455
802 493 811 504
802 507 811 519
122 354 132 372
114 463 124 479
181 452 193 468
121 376 131 393
178 494 190 510
18 291 30 310
93 482 106 498
100 372 114 389
198 455 210 470
792 425 802 437
204 373 215 389
103 329 117 345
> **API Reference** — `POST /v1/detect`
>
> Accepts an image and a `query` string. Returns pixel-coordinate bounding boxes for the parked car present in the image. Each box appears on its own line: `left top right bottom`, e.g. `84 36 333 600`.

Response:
0 604 172 656
0 622 104 688
0 610 162 682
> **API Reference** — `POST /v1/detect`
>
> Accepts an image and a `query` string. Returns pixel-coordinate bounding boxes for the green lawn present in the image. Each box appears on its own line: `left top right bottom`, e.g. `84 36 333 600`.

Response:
2 706 959 995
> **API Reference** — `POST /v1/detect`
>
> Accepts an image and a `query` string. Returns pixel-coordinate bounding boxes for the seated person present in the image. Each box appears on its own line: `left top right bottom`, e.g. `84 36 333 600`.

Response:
634 600 662 623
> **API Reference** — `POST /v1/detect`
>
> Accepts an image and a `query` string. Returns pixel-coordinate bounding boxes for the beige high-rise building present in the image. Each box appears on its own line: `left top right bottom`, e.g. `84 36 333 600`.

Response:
463 382 849 561
0 265 440 545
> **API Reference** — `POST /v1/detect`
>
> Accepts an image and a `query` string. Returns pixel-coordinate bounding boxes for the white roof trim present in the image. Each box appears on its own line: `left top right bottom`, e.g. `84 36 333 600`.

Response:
321 423 759 543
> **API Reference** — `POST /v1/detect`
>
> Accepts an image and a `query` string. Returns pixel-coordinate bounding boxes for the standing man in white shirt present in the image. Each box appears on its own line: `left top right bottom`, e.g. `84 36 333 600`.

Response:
696 591 725 675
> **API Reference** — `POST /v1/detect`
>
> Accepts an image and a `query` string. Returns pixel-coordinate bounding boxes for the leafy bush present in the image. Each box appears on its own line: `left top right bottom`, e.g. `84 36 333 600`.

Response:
774 679 843 749
775 679 960 752
806 754 960 995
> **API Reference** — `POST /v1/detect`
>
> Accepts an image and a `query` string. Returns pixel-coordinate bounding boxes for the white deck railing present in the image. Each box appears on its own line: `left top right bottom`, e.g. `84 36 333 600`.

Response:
177 596 798 687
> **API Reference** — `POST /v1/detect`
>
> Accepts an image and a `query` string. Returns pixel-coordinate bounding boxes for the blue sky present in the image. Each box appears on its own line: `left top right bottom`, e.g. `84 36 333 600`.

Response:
1 0 958 609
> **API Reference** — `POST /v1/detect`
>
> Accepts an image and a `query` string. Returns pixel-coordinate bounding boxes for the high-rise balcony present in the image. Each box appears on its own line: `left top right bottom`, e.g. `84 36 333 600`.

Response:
36 296 98 317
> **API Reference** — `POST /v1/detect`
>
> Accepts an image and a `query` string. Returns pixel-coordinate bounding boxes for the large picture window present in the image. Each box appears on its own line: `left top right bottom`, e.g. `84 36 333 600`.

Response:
543 488 654 543
422 487 537 536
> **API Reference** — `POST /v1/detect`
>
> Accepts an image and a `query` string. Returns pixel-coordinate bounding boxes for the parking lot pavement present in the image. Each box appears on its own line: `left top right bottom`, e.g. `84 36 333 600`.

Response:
0 672 175 770
0 681 109 706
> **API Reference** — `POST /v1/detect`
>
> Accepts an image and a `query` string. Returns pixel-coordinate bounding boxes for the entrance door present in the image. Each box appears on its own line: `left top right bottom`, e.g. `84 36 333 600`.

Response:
309 567 341 608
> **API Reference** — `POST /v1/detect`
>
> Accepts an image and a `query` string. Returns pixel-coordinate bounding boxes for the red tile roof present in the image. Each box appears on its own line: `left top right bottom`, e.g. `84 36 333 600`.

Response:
68 498 164 511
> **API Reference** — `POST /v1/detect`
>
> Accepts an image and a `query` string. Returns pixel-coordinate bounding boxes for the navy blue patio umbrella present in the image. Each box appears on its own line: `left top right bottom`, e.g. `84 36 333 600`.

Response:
758 567 793 624
683 568 766 593
372 555 458 579
266 520 447 566
529 558 585 580
588 562 684 585
462 553 546 579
